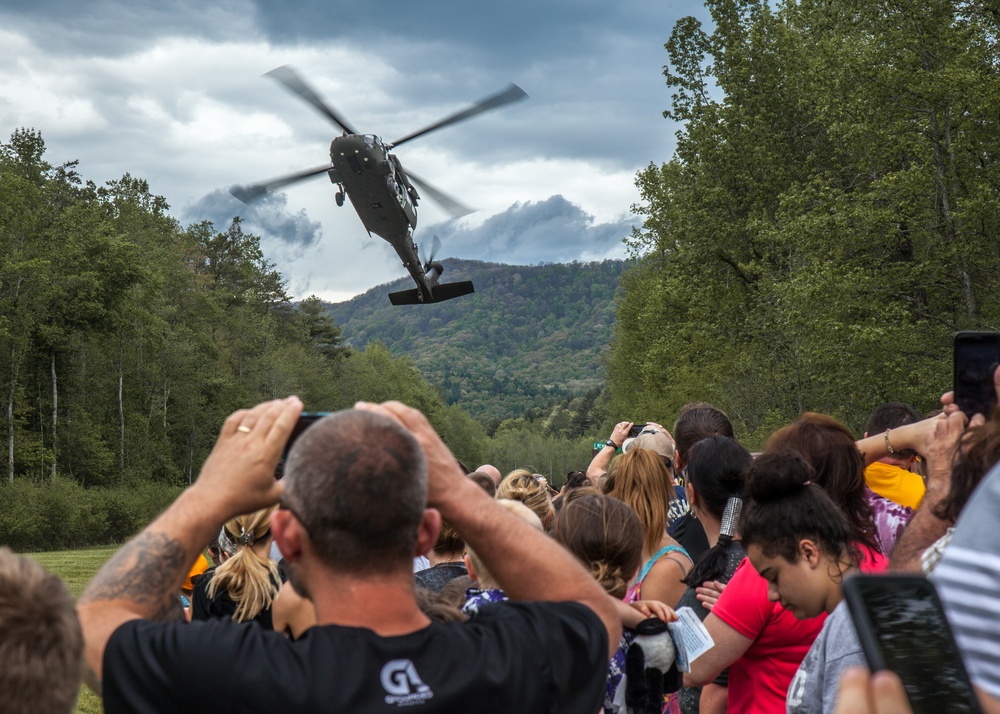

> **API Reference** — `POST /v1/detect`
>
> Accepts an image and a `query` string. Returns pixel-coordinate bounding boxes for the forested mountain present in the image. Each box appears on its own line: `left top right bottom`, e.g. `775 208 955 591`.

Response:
325 259 627 428
613 0 1000 446
328 260 625 431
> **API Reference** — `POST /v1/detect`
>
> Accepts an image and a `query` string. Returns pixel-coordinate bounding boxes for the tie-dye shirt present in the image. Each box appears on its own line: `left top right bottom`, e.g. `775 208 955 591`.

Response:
865 486 913 558
461 587 508 617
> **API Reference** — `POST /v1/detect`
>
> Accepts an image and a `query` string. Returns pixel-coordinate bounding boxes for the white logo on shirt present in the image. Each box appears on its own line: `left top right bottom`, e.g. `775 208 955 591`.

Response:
787 668 807 708
381 659 434 707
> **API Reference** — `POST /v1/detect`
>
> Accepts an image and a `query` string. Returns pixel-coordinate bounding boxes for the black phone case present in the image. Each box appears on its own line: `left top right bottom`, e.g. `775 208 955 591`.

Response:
843 574 982 714
954 330 1000 417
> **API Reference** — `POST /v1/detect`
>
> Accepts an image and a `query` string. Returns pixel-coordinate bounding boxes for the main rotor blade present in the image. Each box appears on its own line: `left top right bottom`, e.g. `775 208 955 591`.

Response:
406 170 475 218
264 65 359 136
230 164 334 203
389 83 528 148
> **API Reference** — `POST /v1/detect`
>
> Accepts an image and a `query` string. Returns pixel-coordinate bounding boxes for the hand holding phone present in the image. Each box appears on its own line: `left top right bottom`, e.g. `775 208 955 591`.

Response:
843 574 982 714
283 412 332 459
628 423 648 439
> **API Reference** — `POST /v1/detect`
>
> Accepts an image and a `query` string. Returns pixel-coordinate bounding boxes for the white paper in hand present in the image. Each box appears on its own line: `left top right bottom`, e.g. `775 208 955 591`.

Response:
667 607 715 672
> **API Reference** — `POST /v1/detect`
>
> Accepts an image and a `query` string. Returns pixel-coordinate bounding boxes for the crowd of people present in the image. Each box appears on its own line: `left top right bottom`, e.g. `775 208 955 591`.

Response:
5 369 1000 713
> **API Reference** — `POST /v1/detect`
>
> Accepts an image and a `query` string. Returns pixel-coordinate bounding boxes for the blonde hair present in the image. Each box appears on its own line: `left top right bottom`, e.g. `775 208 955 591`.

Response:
466 500 543 588
206 505 279 623
496 469 555 529
607 449 675 555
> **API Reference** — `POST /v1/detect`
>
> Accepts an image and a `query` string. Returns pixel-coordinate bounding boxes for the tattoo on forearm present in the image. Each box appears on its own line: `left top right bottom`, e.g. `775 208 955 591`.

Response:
80 531 187 620
84 664 102 696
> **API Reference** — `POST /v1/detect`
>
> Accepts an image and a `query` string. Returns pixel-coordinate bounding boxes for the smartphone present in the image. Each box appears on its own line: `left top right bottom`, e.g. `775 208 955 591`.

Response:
954 331 1000 417
628 423 648 439
283 412 332 458
843 574 982 714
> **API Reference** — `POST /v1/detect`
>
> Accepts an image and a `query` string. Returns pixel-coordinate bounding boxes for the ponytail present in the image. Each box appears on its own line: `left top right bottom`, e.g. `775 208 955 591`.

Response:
681 437 751 587
206 506 279 623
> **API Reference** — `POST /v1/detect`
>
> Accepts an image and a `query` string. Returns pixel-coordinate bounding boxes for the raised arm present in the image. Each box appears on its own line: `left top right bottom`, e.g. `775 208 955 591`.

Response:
586 421 632 480
856 415 942 466
890 410 968 572
364 400 623 656
77 397 301 692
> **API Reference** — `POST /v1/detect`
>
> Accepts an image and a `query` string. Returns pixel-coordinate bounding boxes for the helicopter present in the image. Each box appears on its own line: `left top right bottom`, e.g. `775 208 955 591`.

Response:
230 66 527 305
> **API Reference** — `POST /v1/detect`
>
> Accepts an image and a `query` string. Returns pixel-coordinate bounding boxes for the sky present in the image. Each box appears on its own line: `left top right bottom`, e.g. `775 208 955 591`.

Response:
0 0 709 302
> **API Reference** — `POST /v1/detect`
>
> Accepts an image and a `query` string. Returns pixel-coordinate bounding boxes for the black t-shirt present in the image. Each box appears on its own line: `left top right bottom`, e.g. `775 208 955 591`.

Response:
191 566 280 630
103 601 608 713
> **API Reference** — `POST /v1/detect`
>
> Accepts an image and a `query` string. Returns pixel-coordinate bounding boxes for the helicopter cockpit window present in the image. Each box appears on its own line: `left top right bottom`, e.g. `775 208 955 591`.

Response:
364 135 377 148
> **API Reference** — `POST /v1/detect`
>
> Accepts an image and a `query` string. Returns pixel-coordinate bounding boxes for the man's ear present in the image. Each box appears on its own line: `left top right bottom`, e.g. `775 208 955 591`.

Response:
415 508 442 557
464 553 478 583
271 509 303 563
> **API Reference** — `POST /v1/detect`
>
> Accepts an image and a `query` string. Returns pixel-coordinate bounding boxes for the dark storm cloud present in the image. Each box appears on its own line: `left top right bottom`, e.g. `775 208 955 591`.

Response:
1 1 250 56
244 0 706 167
2 0 709 167
429 195 634 265
184 189 323 247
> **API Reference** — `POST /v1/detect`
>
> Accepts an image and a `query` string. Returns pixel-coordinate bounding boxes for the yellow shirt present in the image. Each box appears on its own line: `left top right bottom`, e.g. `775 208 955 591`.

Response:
864 461 925 510
182 554 209 592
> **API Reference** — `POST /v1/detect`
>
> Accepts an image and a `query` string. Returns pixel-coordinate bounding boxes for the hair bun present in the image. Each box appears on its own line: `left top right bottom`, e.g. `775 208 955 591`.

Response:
746 450 814 503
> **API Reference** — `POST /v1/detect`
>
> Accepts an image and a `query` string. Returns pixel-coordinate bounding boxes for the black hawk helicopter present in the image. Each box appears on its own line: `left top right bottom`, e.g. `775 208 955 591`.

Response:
231 66 527 305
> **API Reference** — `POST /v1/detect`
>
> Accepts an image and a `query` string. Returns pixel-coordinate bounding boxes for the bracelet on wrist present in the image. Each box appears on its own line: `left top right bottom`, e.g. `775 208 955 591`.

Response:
884 429 896 455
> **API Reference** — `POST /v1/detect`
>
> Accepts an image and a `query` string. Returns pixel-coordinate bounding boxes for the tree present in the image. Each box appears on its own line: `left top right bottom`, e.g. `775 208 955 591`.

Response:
612 0 1000 445
297 296 349 361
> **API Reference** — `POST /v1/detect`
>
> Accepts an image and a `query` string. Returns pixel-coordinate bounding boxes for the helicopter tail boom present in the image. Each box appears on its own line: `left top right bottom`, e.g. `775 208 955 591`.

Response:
387 280 475 306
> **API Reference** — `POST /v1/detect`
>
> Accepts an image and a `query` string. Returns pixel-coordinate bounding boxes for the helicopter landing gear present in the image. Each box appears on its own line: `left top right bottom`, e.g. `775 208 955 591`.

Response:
335 191 345 207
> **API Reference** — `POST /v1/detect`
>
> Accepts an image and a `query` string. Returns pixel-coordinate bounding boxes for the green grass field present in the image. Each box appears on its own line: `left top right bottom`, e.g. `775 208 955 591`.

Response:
29 546 120 714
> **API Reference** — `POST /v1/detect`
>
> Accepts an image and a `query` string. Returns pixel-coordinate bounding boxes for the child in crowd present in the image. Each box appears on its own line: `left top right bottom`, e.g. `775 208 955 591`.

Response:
461 499 543 616
741 451 866 714
552 492 679 713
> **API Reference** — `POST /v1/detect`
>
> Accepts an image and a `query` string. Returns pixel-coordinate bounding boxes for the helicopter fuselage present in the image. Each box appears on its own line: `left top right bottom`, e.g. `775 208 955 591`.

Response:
327 133 438 299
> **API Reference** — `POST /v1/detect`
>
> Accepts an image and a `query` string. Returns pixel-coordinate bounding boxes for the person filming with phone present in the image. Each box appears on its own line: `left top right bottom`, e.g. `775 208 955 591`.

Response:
833 333 1000 714
76 398 621 713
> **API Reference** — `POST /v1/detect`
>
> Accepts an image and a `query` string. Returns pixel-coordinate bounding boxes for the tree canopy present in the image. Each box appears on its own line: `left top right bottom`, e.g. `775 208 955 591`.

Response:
610 0 1000 445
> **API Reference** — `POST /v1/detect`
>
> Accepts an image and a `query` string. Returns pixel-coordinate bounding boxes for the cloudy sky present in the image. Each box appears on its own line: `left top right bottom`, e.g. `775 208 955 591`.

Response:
1 0 708 302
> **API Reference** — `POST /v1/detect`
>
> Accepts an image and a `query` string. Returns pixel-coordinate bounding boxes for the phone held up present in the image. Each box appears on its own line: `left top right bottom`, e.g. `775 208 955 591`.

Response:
282 412 331 460
954 331 1000 418
843 574 982 714
628 423 648 439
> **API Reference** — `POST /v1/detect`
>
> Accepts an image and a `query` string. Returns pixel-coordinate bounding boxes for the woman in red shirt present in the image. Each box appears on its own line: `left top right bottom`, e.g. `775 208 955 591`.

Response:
684 414 888 713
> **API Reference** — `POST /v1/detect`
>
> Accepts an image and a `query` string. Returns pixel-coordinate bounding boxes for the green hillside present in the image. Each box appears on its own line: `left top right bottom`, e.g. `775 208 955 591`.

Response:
325 259 627 427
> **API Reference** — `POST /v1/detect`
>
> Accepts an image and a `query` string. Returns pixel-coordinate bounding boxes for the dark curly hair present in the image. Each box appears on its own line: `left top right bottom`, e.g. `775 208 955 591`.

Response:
740 451 860 567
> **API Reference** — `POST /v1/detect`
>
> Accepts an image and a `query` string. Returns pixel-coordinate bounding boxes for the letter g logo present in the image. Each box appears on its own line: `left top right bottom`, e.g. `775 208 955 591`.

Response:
380 659 430 696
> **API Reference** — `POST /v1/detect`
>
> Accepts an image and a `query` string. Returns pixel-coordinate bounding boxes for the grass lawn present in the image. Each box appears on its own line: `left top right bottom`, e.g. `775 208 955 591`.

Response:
28 545 121 714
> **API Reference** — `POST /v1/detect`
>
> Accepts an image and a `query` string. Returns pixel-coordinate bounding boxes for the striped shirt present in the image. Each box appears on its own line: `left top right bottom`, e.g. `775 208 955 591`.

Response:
931 460 1000 699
